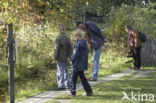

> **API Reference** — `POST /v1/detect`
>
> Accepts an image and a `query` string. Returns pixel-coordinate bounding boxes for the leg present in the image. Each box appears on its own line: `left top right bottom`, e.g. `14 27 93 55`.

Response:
135 47 141 68
79 71 93 94
133 48 137 67
138 47 141 68
92 48 101 79
57 61 65 88
64 62 69 88
70 70 78 95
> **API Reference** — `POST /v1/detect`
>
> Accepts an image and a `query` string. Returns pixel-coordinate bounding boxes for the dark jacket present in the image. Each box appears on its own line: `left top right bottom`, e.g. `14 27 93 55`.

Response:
54 32 72 63
85 21 106 50
70 39 88 71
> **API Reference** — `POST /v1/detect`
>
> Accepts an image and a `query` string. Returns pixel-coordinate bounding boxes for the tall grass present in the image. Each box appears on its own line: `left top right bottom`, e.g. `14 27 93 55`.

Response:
0 22 60 102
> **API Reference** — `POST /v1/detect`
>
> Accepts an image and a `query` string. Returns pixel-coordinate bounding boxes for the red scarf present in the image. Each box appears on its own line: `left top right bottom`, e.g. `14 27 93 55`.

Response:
86 30 92 47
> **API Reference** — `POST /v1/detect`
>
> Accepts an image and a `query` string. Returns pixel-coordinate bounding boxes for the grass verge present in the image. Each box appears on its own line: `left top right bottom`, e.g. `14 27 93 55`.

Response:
1 48 132 102
48 68 156 103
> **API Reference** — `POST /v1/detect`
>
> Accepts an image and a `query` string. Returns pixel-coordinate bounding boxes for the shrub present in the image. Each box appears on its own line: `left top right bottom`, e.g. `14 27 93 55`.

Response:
15 23 60 78
106 3 156 45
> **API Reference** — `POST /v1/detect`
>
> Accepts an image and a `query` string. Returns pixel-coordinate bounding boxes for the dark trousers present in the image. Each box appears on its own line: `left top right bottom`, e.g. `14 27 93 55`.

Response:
70 70 92 95
133 47 141 68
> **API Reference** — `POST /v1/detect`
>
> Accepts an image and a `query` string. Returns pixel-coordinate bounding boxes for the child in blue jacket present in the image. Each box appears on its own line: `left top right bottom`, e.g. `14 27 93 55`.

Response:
70 29 93 96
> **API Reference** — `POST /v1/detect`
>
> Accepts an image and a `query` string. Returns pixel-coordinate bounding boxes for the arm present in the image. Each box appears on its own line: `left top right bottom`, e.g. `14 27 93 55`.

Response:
54 38 61 60
87 22 105 41
67 38 73 58
70 43 79 61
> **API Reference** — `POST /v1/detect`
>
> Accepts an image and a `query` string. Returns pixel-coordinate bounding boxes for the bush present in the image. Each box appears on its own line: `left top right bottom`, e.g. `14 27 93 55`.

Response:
106 3 156 45
15 23 61 77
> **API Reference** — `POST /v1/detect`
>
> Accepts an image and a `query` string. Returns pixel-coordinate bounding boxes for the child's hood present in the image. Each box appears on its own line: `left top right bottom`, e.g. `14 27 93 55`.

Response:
78 39 87 49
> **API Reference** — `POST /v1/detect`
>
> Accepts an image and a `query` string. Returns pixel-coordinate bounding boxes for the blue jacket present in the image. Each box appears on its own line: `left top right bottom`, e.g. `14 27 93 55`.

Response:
70 39 88 71
85 21 106 50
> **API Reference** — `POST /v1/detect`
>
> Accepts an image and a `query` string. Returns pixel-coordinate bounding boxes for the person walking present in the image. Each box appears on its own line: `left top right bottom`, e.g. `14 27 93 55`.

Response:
54 24 72 90
76 21 107 81
70 29 93 96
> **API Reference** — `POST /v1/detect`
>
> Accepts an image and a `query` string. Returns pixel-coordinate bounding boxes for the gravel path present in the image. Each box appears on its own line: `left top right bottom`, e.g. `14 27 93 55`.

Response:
134 69 156 77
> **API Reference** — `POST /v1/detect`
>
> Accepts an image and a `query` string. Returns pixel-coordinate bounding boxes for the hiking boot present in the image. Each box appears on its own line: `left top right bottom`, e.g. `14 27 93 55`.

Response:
87 92 93 96
88 77 97 81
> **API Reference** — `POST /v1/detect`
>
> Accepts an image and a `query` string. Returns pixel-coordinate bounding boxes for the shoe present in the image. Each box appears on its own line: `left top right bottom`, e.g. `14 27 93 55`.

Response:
134 67 140 70
56 87 66 91
71 92 76 97
88 77 97 81
87 92 93 96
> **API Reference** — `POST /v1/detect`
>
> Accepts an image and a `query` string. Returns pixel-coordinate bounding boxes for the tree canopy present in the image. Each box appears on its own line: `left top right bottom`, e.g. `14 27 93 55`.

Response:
1 0 155 26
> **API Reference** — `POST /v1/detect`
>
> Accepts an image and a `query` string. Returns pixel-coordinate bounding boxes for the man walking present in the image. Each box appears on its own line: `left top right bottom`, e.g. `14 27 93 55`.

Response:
76 21 107 81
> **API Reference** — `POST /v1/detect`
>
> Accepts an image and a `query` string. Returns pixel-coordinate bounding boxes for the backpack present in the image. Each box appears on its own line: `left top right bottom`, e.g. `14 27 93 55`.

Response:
138 31 147 42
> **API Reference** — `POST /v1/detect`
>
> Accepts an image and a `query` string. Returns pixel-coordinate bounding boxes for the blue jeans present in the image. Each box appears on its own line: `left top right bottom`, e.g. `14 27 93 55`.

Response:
92 47 101 79
57 61 69 88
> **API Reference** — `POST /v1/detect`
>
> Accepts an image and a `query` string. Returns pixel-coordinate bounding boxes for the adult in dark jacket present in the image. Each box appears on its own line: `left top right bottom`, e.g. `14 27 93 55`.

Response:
54 24 72 90
70 29 93 97
76 21 107 81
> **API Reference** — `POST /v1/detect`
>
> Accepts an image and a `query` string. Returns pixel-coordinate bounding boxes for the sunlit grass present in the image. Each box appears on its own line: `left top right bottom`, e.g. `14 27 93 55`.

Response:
14 48 131 102
49 69 156 103
0 23 149 102
0 46 133 103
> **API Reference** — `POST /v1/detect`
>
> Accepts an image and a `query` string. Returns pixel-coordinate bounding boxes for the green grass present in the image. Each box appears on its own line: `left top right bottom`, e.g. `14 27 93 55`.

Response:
48 68 156 103
0 22 133 103
13 48 131 102
0 45 134 103
1 45 154 103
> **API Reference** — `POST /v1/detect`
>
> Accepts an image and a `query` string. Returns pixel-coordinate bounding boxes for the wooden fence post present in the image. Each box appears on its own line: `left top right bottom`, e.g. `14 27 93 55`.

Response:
7 23 15 103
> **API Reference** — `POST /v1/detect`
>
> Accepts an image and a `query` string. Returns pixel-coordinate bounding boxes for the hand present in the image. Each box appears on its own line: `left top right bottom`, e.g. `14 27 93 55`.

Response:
52 60 57 64
73 49 76 53
67 57 70 61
